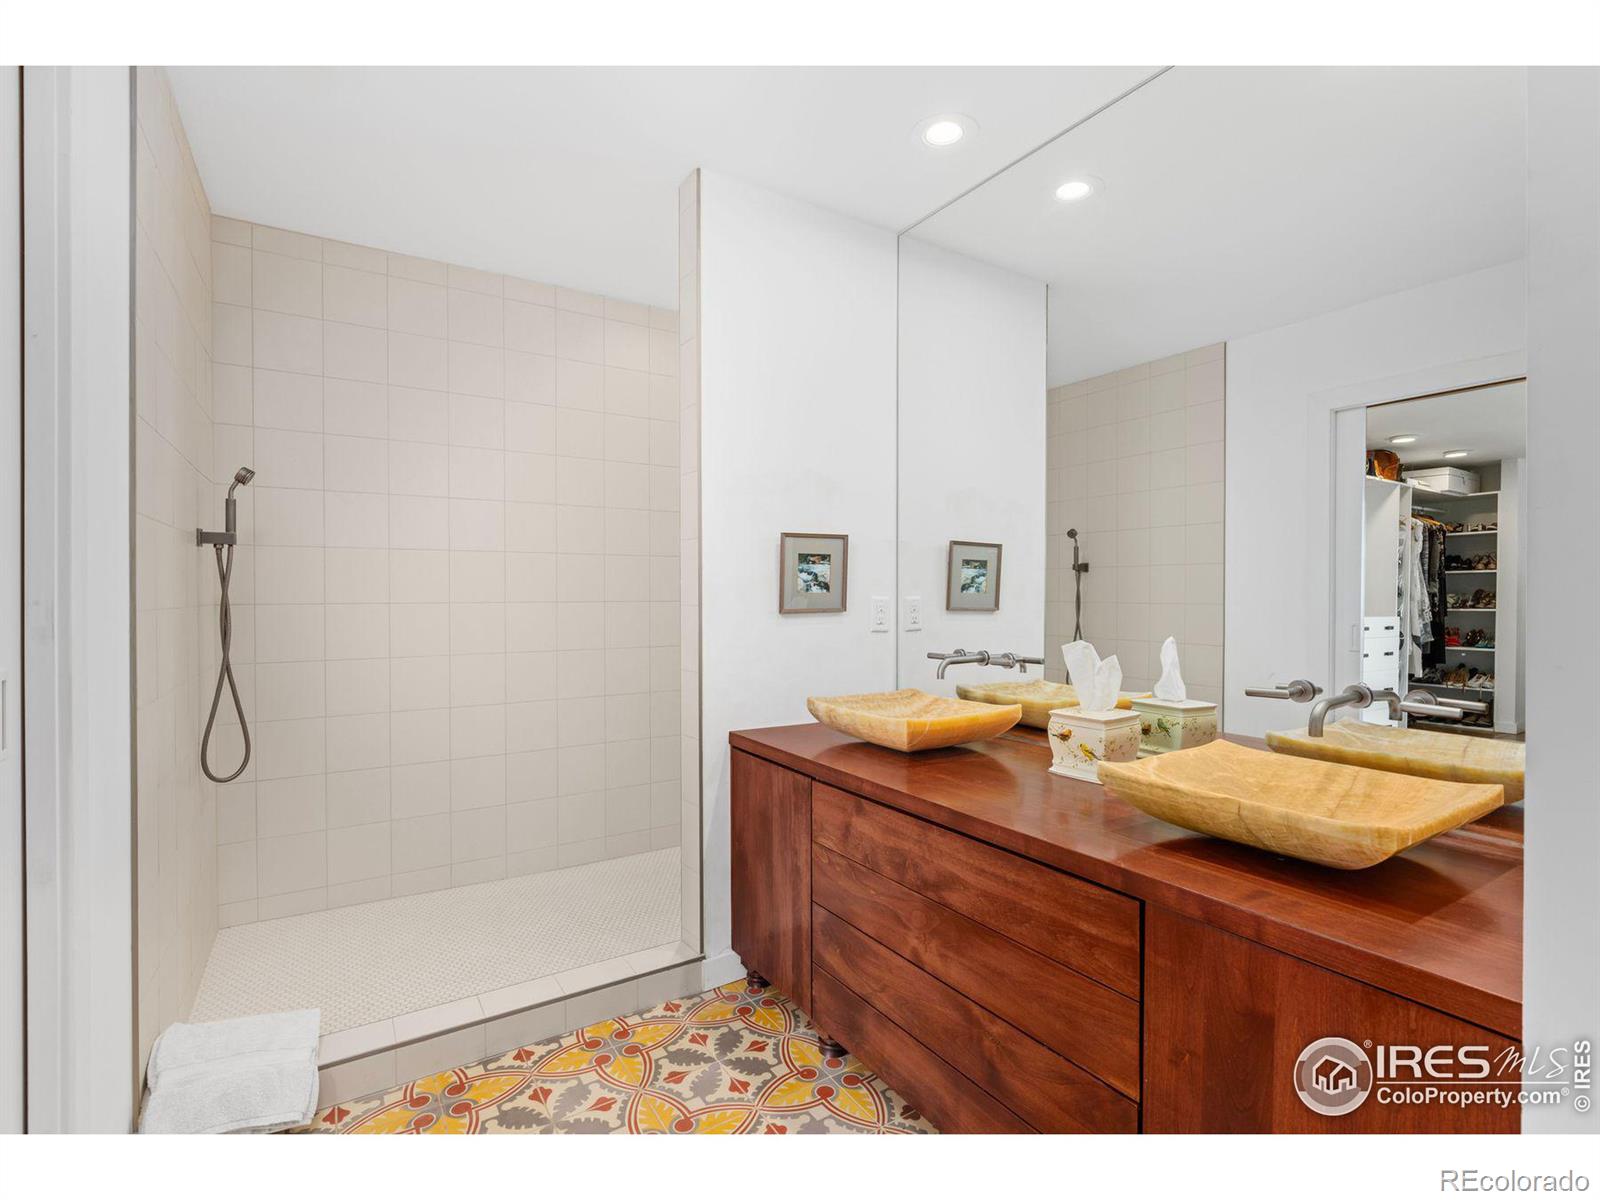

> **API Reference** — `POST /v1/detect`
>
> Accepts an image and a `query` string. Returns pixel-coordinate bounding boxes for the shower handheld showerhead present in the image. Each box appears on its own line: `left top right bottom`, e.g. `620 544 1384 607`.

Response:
200 466 255 783
1065 528 1089 640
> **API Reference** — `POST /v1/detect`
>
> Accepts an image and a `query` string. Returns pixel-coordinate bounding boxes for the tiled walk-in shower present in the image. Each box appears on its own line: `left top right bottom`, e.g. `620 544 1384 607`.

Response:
132 67 702 1093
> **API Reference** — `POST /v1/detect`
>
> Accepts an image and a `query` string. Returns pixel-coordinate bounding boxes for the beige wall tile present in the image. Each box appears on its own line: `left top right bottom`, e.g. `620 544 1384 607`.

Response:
192 208 684 935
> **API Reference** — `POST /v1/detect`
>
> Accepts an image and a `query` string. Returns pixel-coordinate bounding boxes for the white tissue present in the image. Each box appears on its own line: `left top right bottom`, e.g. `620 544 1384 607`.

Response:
1061 640 1123 713
1154 636 1187 702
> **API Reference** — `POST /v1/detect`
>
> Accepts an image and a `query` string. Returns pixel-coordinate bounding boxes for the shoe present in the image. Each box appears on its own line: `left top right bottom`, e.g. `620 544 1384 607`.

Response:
1444 626 1461 646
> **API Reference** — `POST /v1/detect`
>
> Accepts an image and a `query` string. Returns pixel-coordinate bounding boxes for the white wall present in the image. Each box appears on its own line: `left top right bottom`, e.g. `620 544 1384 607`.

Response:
1524 65 1600 1135
897 237 1046 694
1223 260 1526 736
698 172 898 972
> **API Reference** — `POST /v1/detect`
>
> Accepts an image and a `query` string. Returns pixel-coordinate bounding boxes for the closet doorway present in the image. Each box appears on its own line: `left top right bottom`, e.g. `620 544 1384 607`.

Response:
1360 380 1527 738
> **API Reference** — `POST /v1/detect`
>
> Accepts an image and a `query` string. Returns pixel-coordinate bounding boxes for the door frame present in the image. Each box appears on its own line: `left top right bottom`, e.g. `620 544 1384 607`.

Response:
1 64 24 1136
19 64 136 1134
1308 350 1527 702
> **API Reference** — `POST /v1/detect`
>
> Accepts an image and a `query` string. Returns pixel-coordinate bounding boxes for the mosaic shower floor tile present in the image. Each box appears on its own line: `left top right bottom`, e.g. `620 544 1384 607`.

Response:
304 978 936 1135
193 848 680 1033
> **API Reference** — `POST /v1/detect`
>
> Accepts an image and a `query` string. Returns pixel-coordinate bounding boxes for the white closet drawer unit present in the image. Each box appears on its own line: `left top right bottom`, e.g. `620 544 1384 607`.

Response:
1362 617 1402 639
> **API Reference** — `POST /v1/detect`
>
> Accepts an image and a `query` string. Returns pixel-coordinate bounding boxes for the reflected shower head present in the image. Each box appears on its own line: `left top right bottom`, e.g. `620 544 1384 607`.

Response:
1067 528 1079 539
228 466 255 499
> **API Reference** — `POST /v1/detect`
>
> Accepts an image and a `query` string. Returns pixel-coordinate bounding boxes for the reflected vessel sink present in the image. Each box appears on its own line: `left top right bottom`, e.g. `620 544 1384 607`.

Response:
806 688 1021 752
955 680 1148 729
1266 722 1524 804
1097 739 1505 869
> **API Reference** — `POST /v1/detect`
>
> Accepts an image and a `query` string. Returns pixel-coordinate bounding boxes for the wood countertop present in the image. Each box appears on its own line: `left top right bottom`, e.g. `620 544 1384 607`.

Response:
729 724 1522 1039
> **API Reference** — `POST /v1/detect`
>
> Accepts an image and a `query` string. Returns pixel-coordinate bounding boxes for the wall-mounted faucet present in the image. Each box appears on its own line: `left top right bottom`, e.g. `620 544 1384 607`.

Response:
928 649 1046 679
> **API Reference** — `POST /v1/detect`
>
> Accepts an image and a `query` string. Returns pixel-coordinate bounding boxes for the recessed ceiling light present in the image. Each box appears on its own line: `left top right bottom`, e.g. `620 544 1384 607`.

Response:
1388 435 1418 445
916 115 974 148
1055 178 1096 202
1443 449 1471 459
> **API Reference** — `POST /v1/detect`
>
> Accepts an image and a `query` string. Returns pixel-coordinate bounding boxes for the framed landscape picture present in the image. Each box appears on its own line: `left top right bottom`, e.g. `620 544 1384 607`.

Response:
779 532 848 614
947 540 1002 612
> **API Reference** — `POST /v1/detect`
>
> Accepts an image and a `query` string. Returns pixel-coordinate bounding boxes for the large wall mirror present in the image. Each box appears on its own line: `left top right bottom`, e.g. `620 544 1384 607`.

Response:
895 66 1528 750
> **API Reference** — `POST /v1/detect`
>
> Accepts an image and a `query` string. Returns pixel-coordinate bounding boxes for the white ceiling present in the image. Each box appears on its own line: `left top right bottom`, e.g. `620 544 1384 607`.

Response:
907 67 1528 385
167 66 1157 309
1366 380 1527 467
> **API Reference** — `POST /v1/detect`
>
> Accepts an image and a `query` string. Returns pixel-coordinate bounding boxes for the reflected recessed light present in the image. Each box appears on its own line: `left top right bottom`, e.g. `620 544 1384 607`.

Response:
1389 435 1418 445
1055 178 1096 202
1443 449 1471 459
916 114 974 148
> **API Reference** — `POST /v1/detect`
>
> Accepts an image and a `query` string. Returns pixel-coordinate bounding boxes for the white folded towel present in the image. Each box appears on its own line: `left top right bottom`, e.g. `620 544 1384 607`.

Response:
140 1009 321 1135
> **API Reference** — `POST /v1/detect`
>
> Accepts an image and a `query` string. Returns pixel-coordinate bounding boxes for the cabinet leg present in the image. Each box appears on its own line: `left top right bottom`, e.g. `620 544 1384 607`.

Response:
817 1032 847 1059
745 969 769 989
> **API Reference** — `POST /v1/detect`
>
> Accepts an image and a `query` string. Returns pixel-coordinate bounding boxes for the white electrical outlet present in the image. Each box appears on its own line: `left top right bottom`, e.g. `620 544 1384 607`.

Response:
870 596 889 632
904 594 923 632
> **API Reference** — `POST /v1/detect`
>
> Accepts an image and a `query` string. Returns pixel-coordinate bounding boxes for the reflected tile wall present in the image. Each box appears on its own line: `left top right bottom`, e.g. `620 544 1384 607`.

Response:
1045 344 1225 706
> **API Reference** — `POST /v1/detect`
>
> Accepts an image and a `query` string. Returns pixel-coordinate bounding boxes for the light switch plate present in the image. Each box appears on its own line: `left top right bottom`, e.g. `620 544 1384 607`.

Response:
869 596 889 632
904 595 923 632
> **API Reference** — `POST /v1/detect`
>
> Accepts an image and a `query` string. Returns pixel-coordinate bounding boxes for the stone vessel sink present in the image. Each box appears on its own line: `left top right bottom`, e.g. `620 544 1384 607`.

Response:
1265 722 1524 804
955 680 1148 729
1096 739 1505 869
806 688 1021 752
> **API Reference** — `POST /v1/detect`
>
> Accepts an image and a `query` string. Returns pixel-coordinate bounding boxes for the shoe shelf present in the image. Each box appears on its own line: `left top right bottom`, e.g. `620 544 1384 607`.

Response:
1446 607 1496 613
1412 676 1495 693
1444 567 1496 574
1445 646 1496 653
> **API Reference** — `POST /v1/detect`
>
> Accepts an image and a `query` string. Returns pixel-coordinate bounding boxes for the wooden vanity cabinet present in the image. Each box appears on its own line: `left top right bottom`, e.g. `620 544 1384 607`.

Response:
728 726 1524 1135
729 750 811 1012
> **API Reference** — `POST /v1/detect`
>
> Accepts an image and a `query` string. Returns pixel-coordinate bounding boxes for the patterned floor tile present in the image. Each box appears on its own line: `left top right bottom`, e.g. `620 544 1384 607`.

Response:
303 978 936 1135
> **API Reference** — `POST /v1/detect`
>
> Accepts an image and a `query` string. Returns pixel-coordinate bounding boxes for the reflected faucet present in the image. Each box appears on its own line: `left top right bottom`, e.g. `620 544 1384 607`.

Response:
1306 684 1480 736
928 649 1045 679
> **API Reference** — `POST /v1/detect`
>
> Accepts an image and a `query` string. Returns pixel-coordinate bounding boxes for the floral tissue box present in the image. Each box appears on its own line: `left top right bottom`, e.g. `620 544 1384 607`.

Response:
1047 707 1141 782
1129 697 1219 757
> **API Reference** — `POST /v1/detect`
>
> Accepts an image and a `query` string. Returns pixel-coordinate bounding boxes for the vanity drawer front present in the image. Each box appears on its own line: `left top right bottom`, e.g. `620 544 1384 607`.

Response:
813 843 1140 1098
811 968 1031 1134
812 783 1141 998
813 905 1139 1134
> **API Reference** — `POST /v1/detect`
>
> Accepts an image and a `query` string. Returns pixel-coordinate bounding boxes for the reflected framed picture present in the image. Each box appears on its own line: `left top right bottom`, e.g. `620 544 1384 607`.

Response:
779 532 848 614
947 540 1002 612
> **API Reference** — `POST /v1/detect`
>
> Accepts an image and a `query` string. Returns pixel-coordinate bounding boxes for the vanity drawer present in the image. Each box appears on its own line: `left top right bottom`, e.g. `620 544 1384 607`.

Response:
811 968 1031 1134
813 905 1138 1133
813 843 1140 1098
812 783 1141 998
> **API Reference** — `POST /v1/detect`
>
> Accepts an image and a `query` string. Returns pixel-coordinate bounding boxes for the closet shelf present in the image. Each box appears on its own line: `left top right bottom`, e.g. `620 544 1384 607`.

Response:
1411 677 1495 693
1446 530 1498 537
1444 646 1496 653
1446 607 1497 613
1444 567 1496 574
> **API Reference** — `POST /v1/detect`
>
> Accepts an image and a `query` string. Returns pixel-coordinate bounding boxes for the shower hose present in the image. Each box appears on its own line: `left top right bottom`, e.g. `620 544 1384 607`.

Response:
1073 561 1085 641
200 541 251 783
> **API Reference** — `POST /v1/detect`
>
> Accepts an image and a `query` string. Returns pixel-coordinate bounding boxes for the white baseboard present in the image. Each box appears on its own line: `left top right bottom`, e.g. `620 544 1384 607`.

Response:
699 949 745 991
